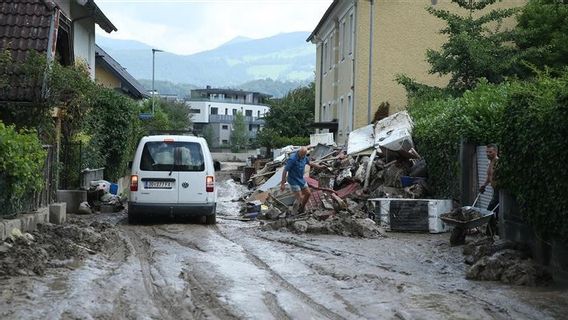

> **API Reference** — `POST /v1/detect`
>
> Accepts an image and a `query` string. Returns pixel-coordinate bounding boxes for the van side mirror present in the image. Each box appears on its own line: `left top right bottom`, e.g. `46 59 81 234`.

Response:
214 160 221 171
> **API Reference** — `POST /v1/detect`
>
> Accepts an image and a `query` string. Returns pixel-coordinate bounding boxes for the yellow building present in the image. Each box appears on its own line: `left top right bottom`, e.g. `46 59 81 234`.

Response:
95 45 149 100
308 0 526 144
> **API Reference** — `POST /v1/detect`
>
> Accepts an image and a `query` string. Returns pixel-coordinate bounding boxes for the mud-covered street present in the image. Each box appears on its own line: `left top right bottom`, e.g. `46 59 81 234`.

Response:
1 172 567 320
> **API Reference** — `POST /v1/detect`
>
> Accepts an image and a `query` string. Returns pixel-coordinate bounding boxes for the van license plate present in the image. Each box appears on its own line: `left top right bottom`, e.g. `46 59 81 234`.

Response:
145 181 174 189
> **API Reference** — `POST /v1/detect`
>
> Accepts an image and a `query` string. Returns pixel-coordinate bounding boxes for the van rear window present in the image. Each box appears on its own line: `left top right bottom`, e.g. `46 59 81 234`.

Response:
140 141 205 172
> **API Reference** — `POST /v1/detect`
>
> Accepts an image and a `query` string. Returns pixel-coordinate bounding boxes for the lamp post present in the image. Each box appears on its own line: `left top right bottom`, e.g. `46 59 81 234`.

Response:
151 48 163 114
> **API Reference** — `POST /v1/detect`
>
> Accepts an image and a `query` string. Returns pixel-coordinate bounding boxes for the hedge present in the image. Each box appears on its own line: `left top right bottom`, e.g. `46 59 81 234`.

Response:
0 122 46 217
498 72 568 241
408 80 510 199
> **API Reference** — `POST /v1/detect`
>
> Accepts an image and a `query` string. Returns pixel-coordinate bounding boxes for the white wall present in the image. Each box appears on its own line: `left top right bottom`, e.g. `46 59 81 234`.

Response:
73 18 96 79
185 100 270 123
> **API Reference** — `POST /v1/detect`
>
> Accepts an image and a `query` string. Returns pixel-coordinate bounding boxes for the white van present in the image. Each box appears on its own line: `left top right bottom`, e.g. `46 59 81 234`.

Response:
128 135 217 224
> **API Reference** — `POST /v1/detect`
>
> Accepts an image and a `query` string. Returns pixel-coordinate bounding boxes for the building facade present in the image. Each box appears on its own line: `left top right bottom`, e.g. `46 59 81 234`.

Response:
186 87 271 148
308 0 526 144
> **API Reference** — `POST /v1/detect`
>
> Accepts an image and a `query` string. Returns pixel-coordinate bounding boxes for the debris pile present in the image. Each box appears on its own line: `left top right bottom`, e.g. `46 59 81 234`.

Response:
442 207 482 222
235 111 430 238
463 238 552 286
84 180 125 214
0 220 118 277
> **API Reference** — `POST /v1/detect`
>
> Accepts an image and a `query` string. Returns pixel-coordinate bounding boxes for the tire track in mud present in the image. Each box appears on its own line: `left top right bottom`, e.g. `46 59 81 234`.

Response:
124 227 195 320
211 225 348 320
256 234 411 276
140 226 241 319
151 227 207 252
263 291 291 320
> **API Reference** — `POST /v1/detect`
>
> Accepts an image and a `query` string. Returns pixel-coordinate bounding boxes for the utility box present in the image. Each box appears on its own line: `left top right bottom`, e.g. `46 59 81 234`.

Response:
368 198 452 233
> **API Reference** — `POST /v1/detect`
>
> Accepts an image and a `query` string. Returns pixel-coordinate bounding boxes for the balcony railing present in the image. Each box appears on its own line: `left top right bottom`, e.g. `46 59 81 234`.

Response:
209 114 265 125
188 97 268 106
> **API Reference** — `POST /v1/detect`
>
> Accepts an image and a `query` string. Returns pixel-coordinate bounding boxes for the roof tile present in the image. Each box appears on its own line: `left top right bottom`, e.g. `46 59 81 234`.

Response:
0 0 53 103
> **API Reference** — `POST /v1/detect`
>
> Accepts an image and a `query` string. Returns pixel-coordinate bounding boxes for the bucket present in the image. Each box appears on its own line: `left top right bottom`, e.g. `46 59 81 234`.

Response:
109 183 119 195
400 176 424 187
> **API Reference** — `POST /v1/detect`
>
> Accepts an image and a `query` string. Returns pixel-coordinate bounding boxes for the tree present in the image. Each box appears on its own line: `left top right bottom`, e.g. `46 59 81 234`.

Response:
257 82 315 149
140 99 192 133
399 0 521 94
202 125 215 148
513 0 568 77
230 111 248 152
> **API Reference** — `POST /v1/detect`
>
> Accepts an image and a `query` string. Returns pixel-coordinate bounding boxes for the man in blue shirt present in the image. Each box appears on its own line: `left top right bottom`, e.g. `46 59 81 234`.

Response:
280 147 327 214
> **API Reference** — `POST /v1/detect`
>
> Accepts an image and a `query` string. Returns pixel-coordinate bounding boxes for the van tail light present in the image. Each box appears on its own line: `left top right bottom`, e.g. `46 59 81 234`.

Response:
206 176 214 192
130 175 139 191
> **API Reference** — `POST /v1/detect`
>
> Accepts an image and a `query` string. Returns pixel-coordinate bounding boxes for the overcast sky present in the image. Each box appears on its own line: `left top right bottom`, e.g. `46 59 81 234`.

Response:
95 0 332 55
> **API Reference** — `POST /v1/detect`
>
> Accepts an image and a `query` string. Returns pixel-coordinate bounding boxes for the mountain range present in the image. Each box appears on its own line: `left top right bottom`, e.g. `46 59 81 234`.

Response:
96 32 315 97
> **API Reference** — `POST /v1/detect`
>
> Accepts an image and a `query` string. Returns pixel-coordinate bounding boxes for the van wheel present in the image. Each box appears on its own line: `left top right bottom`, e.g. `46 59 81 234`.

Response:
128 213 140 225
205 214 216 225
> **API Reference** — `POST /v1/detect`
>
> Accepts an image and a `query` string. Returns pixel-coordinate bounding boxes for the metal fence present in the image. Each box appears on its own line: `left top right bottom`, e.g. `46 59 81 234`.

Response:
0 145 56 219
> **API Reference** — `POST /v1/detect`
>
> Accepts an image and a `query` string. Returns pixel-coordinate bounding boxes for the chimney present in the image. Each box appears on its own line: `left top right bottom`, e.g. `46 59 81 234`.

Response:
206 85 211 89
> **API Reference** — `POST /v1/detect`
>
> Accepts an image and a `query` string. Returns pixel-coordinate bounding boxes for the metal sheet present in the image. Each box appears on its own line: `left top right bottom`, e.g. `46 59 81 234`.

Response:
347 124 375 155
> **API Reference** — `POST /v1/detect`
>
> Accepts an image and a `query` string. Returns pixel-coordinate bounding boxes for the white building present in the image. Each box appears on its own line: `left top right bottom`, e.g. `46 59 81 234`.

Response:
186 87 271 148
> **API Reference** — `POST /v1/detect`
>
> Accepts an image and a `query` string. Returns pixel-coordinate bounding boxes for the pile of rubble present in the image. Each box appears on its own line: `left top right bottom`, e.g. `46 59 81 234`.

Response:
235 111 429 238
463 238 552 286
0 219 118 277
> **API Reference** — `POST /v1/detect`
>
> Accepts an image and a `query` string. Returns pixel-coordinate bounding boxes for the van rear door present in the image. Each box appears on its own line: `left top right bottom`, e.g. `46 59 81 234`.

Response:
136 141 179 204
176 141 208 203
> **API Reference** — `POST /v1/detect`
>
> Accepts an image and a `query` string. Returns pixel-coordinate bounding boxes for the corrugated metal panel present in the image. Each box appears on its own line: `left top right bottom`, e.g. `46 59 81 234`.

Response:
476 146 493 209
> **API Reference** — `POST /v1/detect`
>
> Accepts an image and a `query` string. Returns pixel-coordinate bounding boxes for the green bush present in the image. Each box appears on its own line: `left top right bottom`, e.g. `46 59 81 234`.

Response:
498 71 568 241
83 88 140 181
408 80 510 198
0 122 46 216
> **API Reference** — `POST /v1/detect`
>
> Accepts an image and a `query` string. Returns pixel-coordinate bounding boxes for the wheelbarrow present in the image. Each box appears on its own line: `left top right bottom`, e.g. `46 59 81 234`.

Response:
440 194 498 246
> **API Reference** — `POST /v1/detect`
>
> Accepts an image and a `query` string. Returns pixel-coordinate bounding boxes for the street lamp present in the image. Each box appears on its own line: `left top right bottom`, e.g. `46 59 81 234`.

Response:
152 48 164 114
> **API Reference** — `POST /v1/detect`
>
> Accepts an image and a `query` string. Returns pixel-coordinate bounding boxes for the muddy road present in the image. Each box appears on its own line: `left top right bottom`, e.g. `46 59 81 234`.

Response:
1 172 567 319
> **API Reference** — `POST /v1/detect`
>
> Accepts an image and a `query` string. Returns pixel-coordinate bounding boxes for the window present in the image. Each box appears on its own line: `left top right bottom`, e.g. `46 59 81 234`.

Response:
222 139 229 144
245 110 253 117
140 141 204 172
222 125 228 130
323 41 328 73
225 108 228 115
322 105 326 121
341 20 346 60
189 109 201 114
232 108 237 115
349 13 354 55
211 107 218 115
329 34 334 70
257 110 260 117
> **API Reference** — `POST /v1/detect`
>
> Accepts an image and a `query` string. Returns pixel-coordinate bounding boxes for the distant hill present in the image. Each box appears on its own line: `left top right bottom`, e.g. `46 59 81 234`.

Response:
137 79 197 98
234 79 311 98
96 32 315 88
138 78 307 98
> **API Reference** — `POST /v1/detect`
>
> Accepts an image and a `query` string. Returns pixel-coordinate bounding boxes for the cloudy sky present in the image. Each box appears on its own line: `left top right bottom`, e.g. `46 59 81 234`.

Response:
95 0 332 55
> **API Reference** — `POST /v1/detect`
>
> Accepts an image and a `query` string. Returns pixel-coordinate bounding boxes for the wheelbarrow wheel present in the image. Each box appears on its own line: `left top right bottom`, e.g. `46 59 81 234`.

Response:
450 227 466 246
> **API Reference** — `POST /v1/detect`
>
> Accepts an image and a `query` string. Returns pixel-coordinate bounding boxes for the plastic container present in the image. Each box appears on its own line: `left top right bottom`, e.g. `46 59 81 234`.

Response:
400 176 424 187
109 183 119 195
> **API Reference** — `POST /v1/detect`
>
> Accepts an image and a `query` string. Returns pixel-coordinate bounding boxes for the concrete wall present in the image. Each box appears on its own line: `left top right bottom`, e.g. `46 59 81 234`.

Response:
211 151 258 162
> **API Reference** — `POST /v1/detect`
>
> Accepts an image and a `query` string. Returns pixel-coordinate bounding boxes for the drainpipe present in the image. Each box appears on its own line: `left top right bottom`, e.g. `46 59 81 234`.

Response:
318 39 324 123
367 0 374 124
